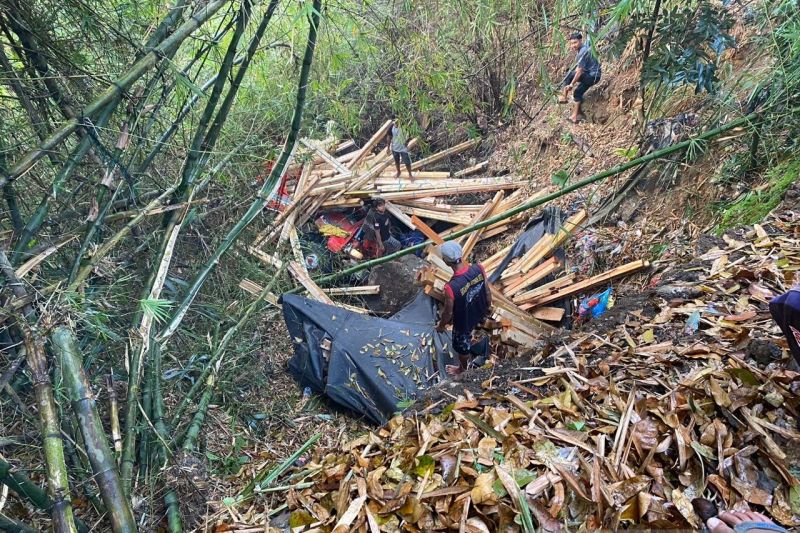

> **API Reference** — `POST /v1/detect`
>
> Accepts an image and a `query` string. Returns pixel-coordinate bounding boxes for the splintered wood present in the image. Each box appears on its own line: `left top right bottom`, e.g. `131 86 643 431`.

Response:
415 206 650 356
245 124 649 357
248 125 516 306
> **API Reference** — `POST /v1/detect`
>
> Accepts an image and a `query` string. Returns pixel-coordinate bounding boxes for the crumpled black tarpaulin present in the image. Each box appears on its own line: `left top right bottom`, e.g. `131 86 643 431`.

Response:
284 291 456 424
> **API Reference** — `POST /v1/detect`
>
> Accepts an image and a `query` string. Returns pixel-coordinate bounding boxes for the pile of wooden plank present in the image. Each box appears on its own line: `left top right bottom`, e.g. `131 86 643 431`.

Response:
248 122 528 306
243 122 650 358
413 209 650 356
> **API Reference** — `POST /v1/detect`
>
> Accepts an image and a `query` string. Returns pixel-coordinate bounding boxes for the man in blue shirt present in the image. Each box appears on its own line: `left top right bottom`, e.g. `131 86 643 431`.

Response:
559 32 602 123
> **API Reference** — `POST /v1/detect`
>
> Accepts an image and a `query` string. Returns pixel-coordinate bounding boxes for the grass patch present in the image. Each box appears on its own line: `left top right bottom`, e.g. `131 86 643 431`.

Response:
716 159 799 234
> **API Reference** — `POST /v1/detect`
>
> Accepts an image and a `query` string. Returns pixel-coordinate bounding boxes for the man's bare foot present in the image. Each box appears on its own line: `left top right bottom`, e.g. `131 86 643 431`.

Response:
407 173 414 182
445 364 464 376
569 115 581 124
394 171 401 179
558 96 568 104
707 511 787 533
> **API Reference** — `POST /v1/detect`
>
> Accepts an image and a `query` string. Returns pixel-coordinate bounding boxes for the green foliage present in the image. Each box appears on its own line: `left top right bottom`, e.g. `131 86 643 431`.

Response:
716 159 800 233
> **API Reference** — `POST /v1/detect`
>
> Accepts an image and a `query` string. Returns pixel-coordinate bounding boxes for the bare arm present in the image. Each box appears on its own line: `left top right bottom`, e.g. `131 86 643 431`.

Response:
571 67 584 87
386 126 393 153
437 293 454 332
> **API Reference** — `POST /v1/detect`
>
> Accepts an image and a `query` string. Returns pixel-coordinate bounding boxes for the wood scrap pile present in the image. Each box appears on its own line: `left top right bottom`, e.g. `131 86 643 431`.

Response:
247 121 527 307
218 215 800 532
415 207 650 356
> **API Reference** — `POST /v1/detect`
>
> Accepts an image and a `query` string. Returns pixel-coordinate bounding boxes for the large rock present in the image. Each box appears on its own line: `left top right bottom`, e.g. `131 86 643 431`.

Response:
365 254 425 315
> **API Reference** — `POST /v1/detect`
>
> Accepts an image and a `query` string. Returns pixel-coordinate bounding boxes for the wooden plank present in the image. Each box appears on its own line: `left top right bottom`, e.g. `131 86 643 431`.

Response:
393 205 474 225
513 273 576 304
333 139 356 155
375 176 518 192
375 171 452 180
338 138 419 197
288 261 334 305
376 181 525 201
384 201 416 230
531 307 565 322
462 190 504 259
288 225 307 274
348 120 393 170
411 138 481 170
501 257 562 297
247 246 284 270
301 138 352 176
454 160 489 177
238 279 280 306
411 215 445 245
501 209 587 280
395 199 454 212
323 285 380 296
526 260 650 308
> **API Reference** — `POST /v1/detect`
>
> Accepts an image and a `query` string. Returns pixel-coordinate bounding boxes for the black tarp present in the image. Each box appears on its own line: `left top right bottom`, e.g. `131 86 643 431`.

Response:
488 206 573 327
284 292 457 424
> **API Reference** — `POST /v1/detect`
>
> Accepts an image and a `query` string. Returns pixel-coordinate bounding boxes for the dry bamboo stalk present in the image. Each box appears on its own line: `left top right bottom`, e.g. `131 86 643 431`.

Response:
454 160 489 177
347 120 392 170
374 181 525 201
107 375 123 455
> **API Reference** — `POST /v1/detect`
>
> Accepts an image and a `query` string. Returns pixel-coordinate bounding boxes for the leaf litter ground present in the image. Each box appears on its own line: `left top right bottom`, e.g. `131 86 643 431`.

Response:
212 205 799 531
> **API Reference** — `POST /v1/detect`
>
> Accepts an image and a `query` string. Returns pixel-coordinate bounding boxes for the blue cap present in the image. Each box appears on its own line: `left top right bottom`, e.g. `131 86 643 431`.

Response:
440 241 463 263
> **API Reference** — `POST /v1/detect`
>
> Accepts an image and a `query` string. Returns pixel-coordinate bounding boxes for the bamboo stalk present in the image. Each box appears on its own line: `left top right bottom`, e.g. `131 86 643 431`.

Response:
158 1 323 341
299 115 753 289
12 103 116 260
51 327 137 532
170 263 287 425
180 374 215 452
107 375 123 456
0 0 230 188
22 325 78 533
150 340 181 533
0 513 39 533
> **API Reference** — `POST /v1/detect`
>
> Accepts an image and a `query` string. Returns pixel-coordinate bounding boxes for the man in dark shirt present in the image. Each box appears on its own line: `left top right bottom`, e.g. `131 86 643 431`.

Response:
559 32 602 123
769 287 800 369
435 242 493 376
362 197 401 258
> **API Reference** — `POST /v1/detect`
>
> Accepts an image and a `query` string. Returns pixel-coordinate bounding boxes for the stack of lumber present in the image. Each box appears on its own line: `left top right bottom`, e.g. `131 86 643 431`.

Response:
413 207 650 354
248 122 526 307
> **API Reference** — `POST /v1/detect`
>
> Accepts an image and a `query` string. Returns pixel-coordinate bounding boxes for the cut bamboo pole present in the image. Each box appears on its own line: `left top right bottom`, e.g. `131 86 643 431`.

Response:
531 307 566 322
51 327 136 533
347 120 392 170
525 260 650 308
301 138 351 176
375 181 525 201
289 261 334 304
455 160 489 177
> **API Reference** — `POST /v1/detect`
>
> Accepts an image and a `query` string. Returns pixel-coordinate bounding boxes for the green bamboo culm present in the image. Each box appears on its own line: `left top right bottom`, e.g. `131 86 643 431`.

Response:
151 341 182 533
0 512 40 533
296 113 755 290
159 0 323 341
0 0 230 189
12 103 116 262
51 327 137 533
21 326 78 533
180 374 215 453
0 450 89 533
170 261 287 425
121 0 255 495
